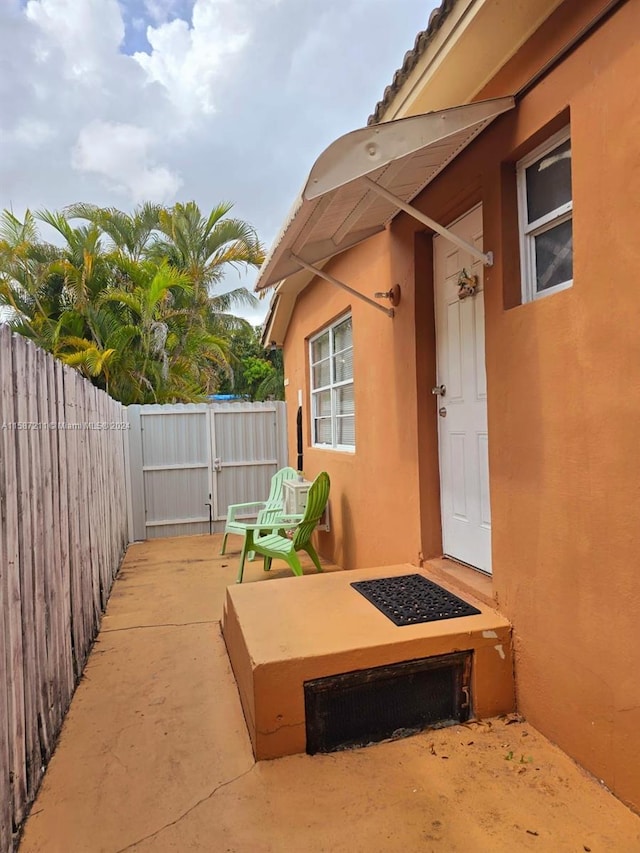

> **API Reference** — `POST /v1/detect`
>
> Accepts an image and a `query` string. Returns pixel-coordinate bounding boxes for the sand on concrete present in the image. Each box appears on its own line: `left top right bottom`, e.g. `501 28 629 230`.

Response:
18 535 640 852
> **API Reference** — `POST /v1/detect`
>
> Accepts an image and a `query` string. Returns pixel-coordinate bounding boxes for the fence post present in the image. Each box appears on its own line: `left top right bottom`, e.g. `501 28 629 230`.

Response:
126 406 146 541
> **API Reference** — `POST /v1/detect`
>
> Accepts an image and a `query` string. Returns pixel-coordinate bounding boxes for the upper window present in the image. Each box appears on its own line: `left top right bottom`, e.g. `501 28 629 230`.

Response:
310 314 354 451
517 127 573 302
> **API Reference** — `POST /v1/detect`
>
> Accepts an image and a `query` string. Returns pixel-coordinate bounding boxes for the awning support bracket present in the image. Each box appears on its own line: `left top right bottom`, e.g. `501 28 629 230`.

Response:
290 253 394 318
362 176 493 266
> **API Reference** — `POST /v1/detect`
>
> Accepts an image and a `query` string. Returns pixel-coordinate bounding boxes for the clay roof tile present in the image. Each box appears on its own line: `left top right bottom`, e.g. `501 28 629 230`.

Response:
367 0 457 126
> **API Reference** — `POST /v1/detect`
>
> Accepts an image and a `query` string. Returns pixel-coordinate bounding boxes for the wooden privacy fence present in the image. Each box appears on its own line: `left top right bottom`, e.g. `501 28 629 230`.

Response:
0 327 129 851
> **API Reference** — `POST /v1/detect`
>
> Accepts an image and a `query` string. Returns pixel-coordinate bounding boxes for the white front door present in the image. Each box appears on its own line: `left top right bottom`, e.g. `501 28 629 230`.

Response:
433 206 491 573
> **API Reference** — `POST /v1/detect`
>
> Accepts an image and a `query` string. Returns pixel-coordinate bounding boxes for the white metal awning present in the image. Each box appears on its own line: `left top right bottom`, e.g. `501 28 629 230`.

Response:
255 97 514 295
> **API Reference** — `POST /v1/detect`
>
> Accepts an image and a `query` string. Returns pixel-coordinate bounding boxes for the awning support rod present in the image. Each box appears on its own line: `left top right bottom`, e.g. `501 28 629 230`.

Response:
362 176 493 266
290 253 394 318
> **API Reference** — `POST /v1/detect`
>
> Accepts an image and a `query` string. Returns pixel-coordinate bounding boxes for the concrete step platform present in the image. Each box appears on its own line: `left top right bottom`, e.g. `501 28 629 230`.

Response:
222 564 514 760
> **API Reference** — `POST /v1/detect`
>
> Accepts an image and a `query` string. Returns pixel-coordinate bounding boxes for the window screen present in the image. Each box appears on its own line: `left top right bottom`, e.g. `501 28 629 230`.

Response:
517 128 573 301
310 315 354 450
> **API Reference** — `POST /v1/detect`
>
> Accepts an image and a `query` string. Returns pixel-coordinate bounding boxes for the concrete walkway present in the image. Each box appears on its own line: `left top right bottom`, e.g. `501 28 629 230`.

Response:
19 536 640 852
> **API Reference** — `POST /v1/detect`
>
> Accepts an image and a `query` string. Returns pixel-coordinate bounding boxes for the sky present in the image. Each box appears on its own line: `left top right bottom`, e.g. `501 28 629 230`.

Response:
0 0 436 323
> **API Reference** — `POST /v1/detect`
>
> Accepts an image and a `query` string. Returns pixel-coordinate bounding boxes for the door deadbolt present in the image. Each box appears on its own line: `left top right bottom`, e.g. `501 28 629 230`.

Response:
431 384 446 397
439 407 447 418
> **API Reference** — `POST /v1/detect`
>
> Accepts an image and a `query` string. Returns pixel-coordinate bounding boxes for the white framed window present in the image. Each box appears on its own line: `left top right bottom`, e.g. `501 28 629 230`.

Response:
517 126 573 302
310 313 354 451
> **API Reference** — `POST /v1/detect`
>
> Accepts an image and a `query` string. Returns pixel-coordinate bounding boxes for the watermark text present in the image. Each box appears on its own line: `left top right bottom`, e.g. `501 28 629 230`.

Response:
1 422 130 431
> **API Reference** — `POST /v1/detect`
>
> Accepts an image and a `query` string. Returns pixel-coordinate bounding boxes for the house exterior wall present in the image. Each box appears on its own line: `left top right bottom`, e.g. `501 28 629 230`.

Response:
283 231 425 570
281 0 640 810
484 2 640 810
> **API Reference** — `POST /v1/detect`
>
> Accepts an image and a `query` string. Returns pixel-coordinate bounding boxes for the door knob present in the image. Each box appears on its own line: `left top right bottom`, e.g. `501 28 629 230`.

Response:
432 384 446 397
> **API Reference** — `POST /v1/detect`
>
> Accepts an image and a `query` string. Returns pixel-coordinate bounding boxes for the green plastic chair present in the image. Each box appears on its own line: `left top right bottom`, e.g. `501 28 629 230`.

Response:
220 466 298 556
237 471 330 583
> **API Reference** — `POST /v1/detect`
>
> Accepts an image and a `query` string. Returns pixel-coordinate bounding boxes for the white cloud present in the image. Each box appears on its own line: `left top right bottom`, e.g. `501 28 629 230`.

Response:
134 0 249 117
25 0 125 80
144 0 187 24
72 121 182 203
0 0 435 321
13 119 56 149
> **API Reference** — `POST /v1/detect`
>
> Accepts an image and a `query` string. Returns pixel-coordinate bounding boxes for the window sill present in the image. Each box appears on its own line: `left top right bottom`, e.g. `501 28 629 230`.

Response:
529 278 573 301
310 445 356 455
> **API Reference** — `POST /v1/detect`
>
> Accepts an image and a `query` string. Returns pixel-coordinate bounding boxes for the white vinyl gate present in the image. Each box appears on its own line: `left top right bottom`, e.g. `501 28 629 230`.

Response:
127 402 288 540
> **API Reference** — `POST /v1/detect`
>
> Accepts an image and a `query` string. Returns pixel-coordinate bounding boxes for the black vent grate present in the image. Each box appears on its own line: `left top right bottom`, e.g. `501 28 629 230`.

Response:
351 574 481 626
305 652 472 754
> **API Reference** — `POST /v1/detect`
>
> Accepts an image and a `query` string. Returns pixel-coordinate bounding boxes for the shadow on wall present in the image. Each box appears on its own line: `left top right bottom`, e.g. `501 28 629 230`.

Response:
338 491 356 569
315 489 354 570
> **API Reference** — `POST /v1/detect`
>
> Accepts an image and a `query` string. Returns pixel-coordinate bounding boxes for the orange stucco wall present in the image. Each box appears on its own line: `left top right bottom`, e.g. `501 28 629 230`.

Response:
283 232 425 570
282 0 640 811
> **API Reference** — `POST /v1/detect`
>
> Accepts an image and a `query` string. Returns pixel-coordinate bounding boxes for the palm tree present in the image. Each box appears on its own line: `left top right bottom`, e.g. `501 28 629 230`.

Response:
99 258 231 403
0 209 85 349
69 199 265 346
65 202 162 262
150 201 264 317
0 209 46 337
0 202 265 404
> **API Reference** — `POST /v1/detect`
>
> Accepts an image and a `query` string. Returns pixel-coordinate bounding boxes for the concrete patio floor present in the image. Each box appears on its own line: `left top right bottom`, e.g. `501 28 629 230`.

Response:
19 535 640 852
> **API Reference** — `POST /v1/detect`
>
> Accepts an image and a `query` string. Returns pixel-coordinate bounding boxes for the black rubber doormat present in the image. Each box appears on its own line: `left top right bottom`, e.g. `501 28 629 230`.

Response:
351 574 481 626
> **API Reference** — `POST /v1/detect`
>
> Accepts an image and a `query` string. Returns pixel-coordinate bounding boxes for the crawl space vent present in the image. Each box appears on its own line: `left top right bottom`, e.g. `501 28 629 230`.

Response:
304 652 472 754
